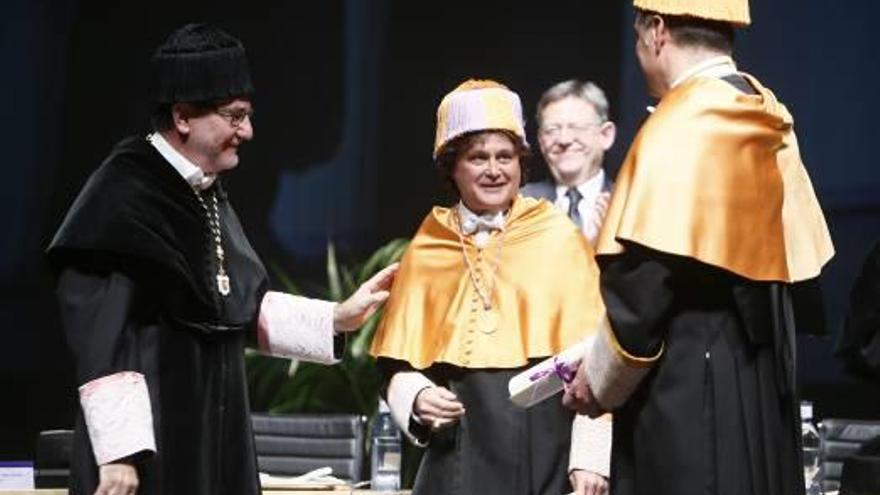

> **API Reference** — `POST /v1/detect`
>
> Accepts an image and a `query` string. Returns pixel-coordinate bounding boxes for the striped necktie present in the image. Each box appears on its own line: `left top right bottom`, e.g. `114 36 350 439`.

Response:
566 187 583 227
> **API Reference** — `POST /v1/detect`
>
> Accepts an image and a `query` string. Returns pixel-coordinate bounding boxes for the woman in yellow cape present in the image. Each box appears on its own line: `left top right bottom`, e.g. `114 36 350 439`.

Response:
370 79 606 494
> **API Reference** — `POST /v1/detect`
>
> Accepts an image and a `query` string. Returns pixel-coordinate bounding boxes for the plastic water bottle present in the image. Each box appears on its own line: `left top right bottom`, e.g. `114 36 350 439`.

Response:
371 399 401 492
801 401 823 495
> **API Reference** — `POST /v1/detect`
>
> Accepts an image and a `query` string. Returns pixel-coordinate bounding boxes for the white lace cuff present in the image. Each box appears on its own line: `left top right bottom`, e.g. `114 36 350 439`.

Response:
569 413 612 478
79 371 156 465
257 291 338 364
586 318 661 410
388 371 435 447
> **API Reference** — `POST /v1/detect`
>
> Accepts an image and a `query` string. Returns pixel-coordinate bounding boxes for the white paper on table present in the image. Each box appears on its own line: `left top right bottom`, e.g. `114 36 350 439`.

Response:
508 340 590 408
0 461 35 489
258 467 348 489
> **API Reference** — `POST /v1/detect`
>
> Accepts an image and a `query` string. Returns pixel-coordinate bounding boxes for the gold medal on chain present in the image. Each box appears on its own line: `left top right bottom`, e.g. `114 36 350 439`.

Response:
194 188 231 297
217 274 231 296
455 210 506 336
479 308 500 335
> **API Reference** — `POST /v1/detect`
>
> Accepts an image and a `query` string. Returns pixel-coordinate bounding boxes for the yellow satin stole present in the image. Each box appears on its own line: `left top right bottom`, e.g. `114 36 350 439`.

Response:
596 74 833 282
370 196 605 369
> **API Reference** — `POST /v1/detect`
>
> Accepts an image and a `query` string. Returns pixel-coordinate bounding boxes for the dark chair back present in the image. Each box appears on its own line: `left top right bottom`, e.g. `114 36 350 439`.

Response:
820 418 880 493
252 413 367 482
34 429 73 488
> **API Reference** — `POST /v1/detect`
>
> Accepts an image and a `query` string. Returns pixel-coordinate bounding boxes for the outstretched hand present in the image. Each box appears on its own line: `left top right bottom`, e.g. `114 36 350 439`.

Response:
333 263 399 332
95 461 138 495
570 468 608 495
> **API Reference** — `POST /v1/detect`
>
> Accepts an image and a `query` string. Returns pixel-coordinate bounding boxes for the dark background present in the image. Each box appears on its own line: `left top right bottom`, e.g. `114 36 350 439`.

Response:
1 0 878 460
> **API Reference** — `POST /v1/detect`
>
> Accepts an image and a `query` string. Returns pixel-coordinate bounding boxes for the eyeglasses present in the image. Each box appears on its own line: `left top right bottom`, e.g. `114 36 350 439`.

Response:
214 107 254 128
539 122 603 139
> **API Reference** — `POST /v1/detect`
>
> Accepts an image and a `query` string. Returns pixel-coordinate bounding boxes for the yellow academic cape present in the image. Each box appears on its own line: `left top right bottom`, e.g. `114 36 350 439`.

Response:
371 196 605 369
596 73 833 282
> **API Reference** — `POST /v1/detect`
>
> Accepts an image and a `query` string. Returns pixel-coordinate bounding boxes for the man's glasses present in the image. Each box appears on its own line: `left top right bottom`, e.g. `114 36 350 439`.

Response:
539 122 603 139
214 107 254 128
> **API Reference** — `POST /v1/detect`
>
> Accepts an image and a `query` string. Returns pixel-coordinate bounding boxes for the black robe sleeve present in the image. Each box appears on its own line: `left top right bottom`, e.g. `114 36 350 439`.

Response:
598 244 679 358
57 265 139 386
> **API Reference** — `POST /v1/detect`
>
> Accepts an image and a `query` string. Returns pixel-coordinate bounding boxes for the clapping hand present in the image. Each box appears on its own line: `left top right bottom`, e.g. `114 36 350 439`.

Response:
585 191 611 246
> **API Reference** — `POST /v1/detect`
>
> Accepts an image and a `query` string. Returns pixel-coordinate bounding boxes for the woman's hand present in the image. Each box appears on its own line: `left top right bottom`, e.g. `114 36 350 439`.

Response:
569 469 608 495
333 263 399 332
413 386 465 430
95 460 139 495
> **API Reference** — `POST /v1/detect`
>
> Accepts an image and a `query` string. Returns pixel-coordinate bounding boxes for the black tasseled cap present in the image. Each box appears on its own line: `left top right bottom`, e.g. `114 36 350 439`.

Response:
151 23 254 104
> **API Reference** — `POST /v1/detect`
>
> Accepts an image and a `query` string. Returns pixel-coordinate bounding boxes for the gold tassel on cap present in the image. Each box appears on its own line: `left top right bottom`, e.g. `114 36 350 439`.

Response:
634 0 751 27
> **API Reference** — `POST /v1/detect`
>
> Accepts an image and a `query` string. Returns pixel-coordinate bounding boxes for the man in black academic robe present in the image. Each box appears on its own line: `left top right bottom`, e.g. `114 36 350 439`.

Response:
47 24 396 495
837 239 880 381
563 2 835 495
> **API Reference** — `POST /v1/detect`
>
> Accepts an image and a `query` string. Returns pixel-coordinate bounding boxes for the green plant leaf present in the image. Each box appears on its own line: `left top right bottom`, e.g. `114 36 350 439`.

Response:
250 237 409 415
326 242 342 301
359 238 409 282
268 261 302 295
340 264 357 296
350 310 382 359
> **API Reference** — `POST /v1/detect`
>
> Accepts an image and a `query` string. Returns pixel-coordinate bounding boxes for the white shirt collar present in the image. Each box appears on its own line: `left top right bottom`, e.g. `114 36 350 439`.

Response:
647 56 738 114
555 168 605 207
670 55 738 89
147 132 216 190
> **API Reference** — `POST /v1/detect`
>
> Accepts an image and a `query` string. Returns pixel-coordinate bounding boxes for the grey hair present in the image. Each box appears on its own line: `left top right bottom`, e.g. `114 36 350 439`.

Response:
535 80 610 127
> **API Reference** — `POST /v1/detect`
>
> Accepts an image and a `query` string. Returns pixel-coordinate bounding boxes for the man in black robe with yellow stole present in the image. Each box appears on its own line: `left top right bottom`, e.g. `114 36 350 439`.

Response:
47 24 395 495
563 2 835 495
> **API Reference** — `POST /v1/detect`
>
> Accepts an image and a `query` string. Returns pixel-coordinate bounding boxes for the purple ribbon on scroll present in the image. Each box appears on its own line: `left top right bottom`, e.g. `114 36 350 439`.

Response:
528 357 577 384
525 357 578 405
508 340 588 408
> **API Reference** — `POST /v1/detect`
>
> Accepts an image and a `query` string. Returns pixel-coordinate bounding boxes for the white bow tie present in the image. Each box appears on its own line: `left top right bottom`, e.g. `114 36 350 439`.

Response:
459 211 505 236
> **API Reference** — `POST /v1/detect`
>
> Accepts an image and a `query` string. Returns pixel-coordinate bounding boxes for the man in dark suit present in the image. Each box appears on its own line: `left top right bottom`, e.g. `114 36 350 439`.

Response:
522 80 616 245
523 79 617 495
